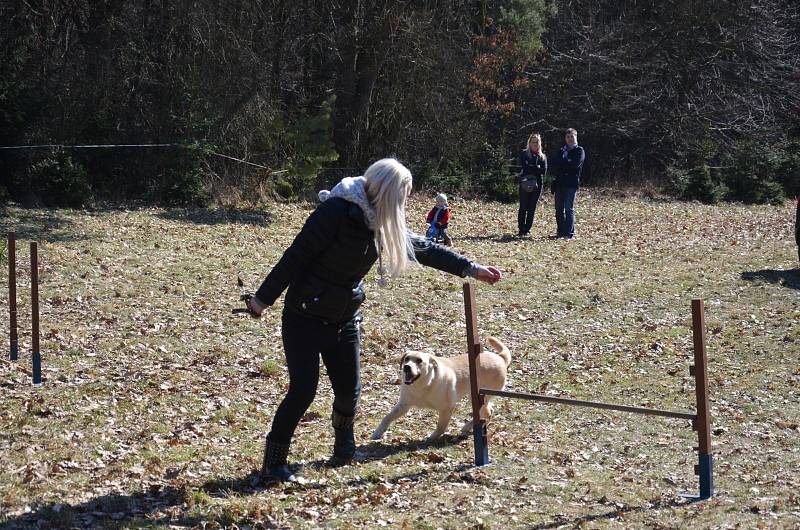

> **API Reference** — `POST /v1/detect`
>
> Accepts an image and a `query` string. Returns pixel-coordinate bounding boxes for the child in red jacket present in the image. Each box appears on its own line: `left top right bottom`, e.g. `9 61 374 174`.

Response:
426 193 452 246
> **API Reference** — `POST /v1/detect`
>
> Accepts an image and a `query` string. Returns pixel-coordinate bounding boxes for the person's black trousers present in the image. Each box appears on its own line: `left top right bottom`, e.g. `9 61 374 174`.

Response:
518 180 543 235
268 309 361 444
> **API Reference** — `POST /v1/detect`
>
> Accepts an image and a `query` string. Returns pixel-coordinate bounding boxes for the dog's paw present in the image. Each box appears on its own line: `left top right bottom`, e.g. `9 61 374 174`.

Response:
371 430 384 440
425 432 444 443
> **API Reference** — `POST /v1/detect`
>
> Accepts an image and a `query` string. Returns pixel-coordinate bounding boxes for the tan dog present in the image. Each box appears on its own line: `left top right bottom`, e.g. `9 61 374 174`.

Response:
372 336 511 442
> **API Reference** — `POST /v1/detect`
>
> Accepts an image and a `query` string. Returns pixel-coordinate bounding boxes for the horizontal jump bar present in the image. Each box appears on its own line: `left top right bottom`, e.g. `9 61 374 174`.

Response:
481 389 696 420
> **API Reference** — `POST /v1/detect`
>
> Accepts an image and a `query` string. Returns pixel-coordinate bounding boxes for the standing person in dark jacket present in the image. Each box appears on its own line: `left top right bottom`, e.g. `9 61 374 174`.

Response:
551 128 585 240
245 158 503 482
517 132 547 238
795 195 799 265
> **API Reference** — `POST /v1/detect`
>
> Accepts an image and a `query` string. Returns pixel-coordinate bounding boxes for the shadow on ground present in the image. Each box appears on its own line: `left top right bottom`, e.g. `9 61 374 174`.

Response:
457 233 550 243
197 434 469 496
0 207 86 244
0 485 199 529
156 207 273 227
527 497 693 529
355 432 469 464
1 444 693 530
1 473 308 529
741 268 800 290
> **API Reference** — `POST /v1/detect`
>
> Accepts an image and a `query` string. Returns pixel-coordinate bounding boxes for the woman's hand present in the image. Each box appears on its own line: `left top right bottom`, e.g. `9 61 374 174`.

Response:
246 295 267 317
473 265 502 285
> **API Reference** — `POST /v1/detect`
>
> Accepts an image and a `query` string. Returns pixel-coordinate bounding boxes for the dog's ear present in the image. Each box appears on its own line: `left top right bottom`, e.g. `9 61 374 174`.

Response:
399 353 407 367
430 357 438 371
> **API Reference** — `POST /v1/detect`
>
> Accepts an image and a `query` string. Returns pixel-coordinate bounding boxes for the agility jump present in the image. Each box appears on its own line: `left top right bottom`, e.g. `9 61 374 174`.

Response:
6 232 42 385
462 282 714 501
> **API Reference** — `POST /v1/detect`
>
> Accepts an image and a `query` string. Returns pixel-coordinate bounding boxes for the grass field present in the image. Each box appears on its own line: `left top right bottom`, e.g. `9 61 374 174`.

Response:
1 192 798 529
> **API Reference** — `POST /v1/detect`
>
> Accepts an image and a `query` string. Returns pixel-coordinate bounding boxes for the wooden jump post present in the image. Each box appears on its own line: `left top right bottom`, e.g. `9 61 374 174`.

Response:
464 280 489 465
463 282 714 500
8 232 17 361
691 298 714 499
6 233 43 385
31 242 41 385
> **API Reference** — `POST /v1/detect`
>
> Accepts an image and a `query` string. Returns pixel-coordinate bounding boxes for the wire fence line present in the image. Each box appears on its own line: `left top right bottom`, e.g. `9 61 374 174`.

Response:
0 143 287 173
0 144 523 191
0 143 182 150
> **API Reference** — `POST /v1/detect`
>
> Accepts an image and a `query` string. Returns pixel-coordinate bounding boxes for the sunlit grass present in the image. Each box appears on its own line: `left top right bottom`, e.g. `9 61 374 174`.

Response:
0 194 798 528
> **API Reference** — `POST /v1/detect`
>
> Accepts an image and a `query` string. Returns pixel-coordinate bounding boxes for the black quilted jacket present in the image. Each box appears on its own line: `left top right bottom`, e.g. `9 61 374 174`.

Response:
255 197 472 324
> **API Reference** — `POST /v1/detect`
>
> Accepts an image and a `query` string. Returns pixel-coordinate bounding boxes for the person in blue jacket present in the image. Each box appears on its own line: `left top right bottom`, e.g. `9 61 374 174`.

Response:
245 158 502 482
795 195 799 265
551 128 585 240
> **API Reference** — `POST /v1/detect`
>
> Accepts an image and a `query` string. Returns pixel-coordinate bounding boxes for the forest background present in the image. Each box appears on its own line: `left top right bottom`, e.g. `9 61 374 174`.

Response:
1 0 799 207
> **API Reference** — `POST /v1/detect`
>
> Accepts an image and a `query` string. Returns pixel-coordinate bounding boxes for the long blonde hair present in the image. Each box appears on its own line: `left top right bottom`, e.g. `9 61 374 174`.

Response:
528 133 546 161
363 158 415 277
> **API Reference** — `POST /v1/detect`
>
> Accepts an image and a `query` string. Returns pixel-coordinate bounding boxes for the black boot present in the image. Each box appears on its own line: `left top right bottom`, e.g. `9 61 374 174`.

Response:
260 436 296 482
330 409 356 465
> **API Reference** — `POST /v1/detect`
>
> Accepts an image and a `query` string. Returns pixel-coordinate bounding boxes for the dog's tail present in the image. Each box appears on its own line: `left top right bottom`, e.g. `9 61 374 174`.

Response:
485 336 511 367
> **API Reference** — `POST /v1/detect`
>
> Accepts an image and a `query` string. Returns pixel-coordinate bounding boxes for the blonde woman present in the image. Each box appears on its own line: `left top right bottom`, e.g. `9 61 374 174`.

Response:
518 133 547 237
246 158 502 482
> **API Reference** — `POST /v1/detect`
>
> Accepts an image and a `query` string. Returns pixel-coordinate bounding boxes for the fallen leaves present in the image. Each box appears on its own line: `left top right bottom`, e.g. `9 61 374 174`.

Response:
0 197 797 528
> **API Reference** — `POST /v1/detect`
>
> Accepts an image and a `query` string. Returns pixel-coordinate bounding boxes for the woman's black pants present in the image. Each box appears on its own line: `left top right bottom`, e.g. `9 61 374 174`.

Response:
518 179 543 234
268 309 361 444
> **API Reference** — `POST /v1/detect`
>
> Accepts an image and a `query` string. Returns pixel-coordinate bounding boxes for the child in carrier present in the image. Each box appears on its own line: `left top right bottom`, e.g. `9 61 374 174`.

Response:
426 193 452 246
